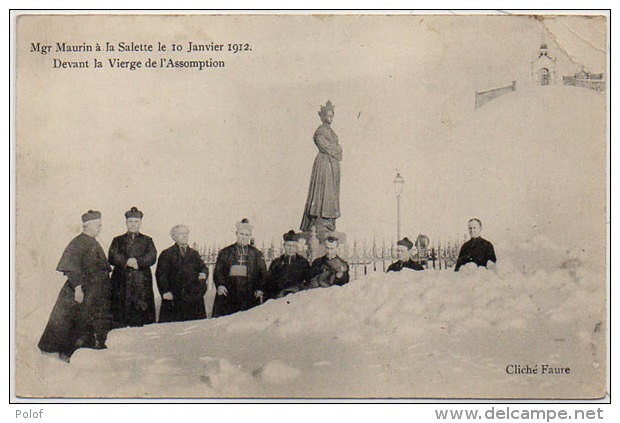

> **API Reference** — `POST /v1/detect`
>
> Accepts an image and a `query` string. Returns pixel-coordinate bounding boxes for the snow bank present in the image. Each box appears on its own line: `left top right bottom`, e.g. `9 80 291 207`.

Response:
20 235 605 399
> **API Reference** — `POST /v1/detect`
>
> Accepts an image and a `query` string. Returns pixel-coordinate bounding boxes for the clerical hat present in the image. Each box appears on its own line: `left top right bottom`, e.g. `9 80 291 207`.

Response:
397 237 414 250
236 218 254 232
283 230 298 242
81 210 102 223
125 206 143 219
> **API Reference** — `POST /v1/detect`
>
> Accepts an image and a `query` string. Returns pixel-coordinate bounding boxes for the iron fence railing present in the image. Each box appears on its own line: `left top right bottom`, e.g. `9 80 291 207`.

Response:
194 235 464 281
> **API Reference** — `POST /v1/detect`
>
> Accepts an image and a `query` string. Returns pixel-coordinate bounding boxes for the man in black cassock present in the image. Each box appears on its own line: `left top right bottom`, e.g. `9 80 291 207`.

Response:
108 207 157 327
454 218 497 272
38 210 113 362
309 236 349 287
155 224 209 322
265 230 311 300
212 219 267 317
387 237 425 272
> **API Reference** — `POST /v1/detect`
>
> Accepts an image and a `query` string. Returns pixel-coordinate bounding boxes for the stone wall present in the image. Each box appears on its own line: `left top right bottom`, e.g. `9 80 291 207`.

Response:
562 75 606 92
475 81 517 109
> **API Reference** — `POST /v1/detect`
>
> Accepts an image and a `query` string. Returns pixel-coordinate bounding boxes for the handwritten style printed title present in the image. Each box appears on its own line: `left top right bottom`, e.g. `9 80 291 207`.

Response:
29 41 253 71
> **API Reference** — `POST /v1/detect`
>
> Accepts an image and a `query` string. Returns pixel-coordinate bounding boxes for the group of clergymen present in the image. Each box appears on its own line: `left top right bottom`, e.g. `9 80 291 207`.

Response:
388 218 497 273
38 207 497 362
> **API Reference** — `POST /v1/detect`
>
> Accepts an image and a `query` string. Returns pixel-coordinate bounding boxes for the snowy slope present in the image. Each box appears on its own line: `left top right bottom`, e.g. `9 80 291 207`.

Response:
20 235 605 399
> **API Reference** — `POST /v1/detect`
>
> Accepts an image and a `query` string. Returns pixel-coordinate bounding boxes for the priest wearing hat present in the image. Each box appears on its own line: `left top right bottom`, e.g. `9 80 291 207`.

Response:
264 230 311 300
108 207 157 327
38 210 113 362
212 219 267 317
387 237 425 273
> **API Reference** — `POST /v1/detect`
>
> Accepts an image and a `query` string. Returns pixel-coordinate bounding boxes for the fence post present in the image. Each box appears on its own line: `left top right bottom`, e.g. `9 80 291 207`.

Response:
436 243 440 270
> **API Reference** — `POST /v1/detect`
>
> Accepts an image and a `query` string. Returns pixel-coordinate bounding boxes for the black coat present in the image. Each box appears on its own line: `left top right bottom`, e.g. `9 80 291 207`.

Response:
212 243 267 317
265 254 311 299
38 233 112 357
387 259 425 273
454 237 497 272
155 244 208 323
108 232 157 327
309 255 349 287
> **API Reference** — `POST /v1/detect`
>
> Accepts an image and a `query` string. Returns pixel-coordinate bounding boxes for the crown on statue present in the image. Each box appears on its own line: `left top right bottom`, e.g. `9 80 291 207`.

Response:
319 100 335 116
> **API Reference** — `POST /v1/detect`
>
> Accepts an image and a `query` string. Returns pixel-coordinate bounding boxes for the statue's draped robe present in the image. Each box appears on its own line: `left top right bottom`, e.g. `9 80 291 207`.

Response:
38 233 112 357
300 124 342 232
108 232 157 327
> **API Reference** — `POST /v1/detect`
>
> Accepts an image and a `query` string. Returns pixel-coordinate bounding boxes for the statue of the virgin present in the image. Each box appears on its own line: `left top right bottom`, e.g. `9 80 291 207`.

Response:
300 100 342 234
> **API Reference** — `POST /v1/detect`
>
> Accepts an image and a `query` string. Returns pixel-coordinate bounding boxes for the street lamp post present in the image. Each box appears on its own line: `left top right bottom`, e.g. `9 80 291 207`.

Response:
393 170 405 241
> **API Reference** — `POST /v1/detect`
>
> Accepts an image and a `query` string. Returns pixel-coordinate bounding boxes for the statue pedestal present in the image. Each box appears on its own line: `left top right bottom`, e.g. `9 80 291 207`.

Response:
298 229 348 262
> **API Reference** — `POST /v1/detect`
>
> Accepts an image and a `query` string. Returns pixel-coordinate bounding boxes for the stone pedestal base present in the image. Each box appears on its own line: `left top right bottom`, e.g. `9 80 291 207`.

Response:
298 229 348 262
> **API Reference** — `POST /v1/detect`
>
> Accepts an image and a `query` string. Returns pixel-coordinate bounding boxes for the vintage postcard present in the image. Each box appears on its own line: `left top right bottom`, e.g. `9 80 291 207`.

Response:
13 11 608 400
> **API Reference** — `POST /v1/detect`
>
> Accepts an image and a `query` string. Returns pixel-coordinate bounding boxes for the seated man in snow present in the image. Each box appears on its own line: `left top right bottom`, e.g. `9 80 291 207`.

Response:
309 236 349 287
454 218 497 272
387 237 424 272
265 230 311 299
155 224 209 322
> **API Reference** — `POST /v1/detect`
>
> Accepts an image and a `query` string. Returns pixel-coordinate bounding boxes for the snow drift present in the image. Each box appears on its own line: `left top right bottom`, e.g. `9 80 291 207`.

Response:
21 235 605 399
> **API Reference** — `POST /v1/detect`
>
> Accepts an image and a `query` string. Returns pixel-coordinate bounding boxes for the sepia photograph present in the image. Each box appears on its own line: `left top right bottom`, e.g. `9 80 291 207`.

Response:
12 11 609 400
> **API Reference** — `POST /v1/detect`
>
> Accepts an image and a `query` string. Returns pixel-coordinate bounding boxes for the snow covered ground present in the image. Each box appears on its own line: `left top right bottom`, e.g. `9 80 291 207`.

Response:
18 235 606 399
